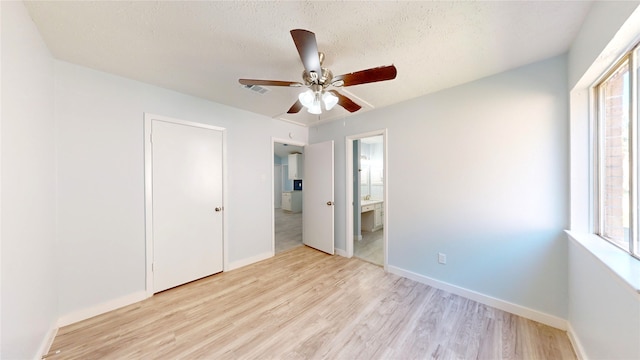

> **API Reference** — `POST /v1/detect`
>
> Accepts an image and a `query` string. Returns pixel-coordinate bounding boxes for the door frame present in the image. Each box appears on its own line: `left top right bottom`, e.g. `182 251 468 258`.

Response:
345 129 388 269
144 113 228 297
271 137 307 255
274 164 283 209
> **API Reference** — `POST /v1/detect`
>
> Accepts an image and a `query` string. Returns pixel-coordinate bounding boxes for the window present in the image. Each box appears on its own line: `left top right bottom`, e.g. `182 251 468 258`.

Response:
595 44 639 257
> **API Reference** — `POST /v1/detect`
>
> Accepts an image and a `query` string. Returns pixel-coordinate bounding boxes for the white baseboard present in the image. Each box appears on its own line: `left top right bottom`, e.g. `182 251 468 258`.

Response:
567 323 587 360
335 248 348 257
35 324 58 360
57 291 147 327
59 252 274 328
227 251 273 271
387 265 568 331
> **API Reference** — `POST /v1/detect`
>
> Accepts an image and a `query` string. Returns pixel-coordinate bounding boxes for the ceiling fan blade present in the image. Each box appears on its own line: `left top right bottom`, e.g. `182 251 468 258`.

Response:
290 29 322 78
333 65 397 87
239 79 303 87
329 90 362 113
287 99 303 114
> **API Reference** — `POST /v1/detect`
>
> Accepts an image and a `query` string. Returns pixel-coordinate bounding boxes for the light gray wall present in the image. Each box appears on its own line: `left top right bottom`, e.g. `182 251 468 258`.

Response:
1 2 58 358
54 61 308 321
567 3 640 359
310 55 569 318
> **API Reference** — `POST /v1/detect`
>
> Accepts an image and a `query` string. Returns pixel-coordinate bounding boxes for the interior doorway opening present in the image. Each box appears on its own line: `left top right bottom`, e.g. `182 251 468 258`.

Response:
273 139 305 254
346 130 387 268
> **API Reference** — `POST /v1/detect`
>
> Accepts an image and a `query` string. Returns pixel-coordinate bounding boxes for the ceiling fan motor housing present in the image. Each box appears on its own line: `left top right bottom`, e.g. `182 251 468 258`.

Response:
302 68 333 88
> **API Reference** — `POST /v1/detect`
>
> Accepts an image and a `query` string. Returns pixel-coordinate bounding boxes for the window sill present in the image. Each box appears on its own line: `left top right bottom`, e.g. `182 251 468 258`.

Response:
566 230 640 294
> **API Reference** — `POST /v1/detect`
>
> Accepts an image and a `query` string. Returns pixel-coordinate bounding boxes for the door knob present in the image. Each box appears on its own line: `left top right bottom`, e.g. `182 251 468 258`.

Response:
215 207 223 212
326 201 334 206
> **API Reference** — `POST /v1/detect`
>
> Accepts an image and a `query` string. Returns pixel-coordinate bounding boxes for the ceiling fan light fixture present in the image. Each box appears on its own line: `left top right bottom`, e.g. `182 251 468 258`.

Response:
299 88 323 114
309 91 322 114
298 89 315 108
307 103 322 115
322 91 338 111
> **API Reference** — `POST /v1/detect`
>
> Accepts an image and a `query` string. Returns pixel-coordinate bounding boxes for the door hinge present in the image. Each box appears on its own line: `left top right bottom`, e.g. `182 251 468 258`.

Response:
151 263 154 272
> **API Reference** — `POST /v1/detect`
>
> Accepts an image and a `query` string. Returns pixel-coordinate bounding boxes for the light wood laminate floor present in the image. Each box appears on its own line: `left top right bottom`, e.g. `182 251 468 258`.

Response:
275 208 302 253
48 246 576 359
354 228 383 266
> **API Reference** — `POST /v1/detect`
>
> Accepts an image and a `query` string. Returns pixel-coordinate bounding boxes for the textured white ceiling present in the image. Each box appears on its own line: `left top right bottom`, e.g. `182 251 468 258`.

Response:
24 1 593 127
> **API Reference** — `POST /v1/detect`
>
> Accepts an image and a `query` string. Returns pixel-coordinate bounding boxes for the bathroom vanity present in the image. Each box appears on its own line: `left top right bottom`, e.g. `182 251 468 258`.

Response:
361 199 383 232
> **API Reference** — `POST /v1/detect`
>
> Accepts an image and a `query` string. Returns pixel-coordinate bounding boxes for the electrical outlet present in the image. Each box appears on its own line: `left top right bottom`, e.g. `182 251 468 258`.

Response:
438 252 447 264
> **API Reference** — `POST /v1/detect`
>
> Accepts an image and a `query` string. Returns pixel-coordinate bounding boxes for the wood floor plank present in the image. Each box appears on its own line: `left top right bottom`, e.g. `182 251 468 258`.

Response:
48 246 576 360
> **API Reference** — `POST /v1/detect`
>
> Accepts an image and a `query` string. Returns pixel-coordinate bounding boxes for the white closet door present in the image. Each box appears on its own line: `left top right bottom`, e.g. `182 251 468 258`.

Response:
152 119 223 293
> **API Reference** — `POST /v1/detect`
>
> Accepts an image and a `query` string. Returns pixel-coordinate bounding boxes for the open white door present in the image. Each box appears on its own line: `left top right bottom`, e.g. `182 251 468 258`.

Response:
303 141 334 254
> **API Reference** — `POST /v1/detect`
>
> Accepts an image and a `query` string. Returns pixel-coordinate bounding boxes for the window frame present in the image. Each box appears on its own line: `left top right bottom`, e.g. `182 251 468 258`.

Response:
594 43 640 259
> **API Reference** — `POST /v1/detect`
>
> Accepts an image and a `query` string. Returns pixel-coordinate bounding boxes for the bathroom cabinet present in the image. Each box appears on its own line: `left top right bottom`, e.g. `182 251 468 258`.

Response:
288 154 303 180
361 200 383 232
282 191 302 213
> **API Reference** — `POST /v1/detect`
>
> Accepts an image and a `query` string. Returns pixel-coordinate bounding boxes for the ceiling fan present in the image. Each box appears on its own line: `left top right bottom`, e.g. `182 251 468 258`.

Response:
239 29 397 115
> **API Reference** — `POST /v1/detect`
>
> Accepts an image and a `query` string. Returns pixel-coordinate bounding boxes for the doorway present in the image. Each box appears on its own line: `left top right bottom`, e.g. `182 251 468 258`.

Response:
346 130 387 268
273 139 305 254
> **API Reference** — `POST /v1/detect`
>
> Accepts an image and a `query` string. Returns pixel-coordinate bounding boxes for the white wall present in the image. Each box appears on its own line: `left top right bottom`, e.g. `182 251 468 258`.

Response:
567 3 640 359
568 239 640 359
310 55 569 320
54 61 308 320
1 2 58 358
6 0 639 356
568 1 640 90
1 1 309 353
